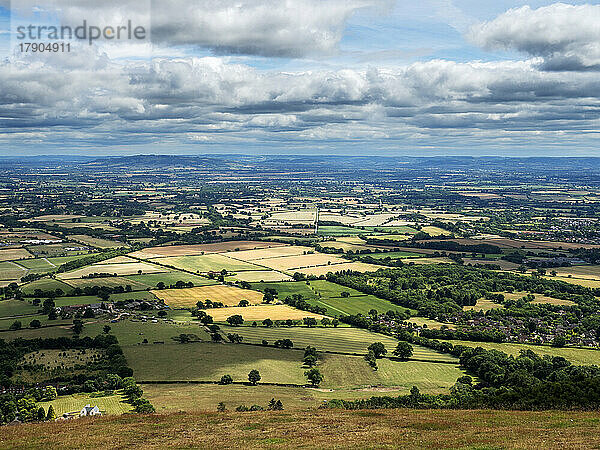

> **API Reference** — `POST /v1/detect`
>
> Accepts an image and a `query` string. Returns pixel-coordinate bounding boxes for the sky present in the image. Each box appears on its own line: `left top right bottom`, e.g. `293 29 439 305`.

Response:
1 1 600 156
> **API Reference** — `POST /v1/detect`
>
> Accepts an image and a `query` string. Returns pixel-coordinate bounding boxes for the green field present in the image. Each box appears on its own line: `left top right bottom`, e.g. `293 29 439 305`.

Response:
153 254 263 273
20 278 74 296
62 276 149 291
16 258 55 271
0 299 39 318
317 226 380 236
441 340 600 366
0 261 26 280
124 342 306 384
0 314 72 331
251 280 316 300
217 325 456 362
0 326 72 340
38 392 133 416
81 320 212 346
124 272 216 288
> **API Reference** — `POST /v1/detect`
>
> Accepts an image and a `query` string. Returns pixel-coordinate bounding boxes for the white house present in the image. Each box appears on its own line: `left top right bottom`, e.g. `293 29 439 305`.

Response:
79 404 102 417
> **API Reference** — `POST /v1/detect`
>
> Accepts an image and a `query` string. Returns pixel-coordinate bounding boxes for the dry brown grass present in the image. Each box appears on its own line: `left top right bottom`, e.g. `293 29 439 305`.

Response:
0 248 33 262
152 285 265 307
296 262 380 276
258 254 347 271
3 409 600 449
129 241 287 258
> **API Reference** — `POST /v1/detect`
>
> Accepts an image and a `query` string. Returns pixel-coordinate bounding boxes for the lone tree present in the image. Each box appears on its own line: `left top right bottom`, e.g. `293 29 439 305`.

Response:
393 341 413 360
103 325 111 334
262 318 273 327
72 319 84 335
238 299 249 307
219 374 233 385
367 342 387 359
305 368 324 387
226 315 244 326
29 319 41 329
46 405 56 421
248 369 261 385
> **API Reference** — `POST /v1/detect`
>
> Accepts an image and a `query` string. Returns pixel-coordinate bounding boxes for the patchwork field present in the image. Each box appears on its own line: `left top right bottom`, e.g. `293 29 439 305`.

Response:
153 254 263 273
229 271 293 282
57 262 167 280
20 278 74 295
62 276 149 291
124 272 216 288
296 262 380 276
228 246 314 261
129 241 286 258
152 285 265 307
257 254 347 271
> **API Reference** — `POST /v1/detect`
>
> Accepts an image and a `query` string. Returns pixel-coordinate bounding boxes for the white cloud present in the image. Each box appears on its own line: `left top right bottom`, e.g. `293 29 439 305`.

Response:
468 3 600 71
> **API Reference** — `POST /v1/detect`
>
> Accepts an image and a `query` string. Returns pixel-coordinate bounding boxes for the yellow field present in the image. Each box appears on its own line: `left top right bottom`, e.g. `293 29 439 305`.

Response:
546 265 600 281
421 226 452 236
545 276 600 288
258 254 347 271
296 262 380 276
57 262 166 280
229 271 293 282
0 248 33 262
226 245 313 261
502 291 574 306
410 317 456 329
206 304 325 322
129 241 286 258
152 285 265 307
95 256 137 264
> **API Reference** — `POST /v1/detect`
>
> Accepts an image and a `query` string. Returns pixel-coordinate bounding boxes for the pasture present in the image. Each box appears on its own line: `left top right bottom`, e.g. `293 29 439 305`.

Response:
228 246 313 261
20 278 74 295
0 299 39 317
81 320 211 345
62 276 149 291
229 271 293 282
0 262 27 280
20 349 103 369
257 254 347 271
152 285 265 307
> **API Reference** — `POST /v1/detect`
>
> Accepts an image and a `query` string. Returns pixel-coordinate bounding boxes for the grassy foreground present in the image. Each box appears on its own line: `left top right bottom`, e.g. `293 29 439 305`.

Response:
2 409 600 449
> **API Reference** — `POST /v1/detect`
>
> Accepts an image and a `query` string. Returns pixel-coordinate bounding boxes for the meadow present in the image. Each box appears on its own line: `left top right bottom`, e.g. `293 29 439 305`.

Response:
153 254 263 273
0 248 33 262
129 241 285 258
37 392 133 416
57 262 167 279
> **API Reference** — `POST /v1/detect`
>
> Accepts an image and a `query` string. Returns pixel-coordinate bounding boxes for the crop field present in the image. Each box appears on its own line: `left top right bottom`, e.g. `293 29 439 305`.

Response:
464 299 504 312
227 246 313 261
152 285 265 307
0 248 33 262
421 226 452 236
201 305 326 322
153 254 263 273
129 241 286 258
441 340 600 366
545 265 600 280
95 256 137 264
367 233 410 241
257 254 346 271
229 270 293 282
124 342 307 384
296 262 380 276
531 297 576 306
0 261 27 280
57 262 167 280
68 235 128 249
20 278 74 295
15 258 55 271
317 226 374 236
546 275 600 288
251 280 316 300
38 393 133 416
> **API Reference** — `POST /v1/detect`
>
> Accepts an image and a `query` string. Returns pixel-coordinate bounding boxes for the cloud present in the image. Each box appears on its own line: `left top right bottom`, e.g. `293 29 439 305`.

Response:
468 3 600 71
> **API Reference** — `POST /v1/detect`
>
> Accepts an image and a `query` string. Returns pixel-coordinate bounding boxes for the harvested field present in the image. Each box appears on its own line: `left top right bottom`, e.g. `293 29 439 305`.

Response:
62 276 149 290
124 272 216 288
95 256 137 264
152 285 264 307
546 265 600 280
226 245 313 261
229 271 293 282
464 299 504 312
0 248 33 262
203 305 325 322
0 261 27 280
545 276 600 288
296 262 380 276
152 254 263 273
68 235 128 249
57 262 167 280
129 241 286 258
258 254 347 271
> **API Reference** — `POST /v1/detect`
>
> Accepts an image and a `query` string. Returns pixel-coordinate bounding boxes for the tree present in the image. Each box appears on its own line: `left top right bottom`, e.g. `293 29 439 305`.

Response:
156 282 166 289
227 333 243 343
29 319 41 329
263 292 275 303
320 318 331 327
157 310 167 317
42 386 57 401
262 318 273 327
226 315 244 326
305 368 324 386
217 402 227 412
9 320 21 331
72 319 84 335
238 299 249 307
332 319 339 327
46 405 56 421
552 335 567 348
37 406 46 421
367 342 387 359
248 369 261 385
42 298 55 314
219 374 233 385
364 350 377 370
393 341 413 360
303 317 317 327
103 325 112 334
82 308 94 318
340 291 350 298
211 333 223 342
303 354 317 367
